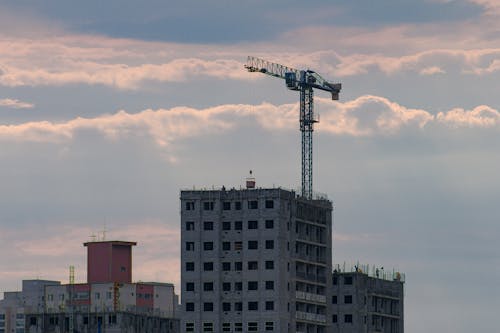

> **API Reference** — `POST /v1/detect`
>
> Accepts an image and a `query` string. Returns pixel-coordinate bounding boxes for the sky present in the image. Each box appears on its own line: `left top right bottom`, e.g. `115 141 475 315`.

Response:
0 0 499 331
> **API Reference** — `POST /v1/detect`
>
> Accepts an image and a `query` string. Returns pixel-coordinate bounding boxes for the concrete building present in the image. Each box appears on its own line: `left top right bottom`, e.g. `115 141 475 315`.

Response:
0 280 60 333
180 186 333 333
331 266 405 333
1 240 180 333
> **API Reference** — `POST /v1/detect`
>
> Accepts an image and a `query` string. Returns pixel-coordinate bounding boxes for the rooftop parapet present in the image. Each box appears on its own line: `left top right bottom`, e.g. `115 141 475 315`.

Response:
333 262 405 283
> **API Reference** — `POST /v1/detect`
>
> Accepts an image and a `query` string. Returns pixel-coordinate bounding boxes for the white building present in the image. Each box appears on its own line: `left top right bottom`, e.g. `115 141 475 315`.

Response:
180 187 333 333
0 279 60 333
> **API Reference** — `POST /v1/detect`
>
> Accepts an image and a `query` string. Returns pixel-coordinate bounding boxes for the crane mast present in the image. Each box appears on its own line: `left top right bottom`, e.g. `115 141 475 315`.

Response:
245 56 341 199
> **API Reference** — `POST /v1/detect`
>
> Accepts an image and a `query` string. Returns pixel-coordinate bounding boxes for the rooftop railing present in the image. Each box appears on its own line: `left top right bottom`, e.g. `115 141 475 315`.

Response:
333 262 405 283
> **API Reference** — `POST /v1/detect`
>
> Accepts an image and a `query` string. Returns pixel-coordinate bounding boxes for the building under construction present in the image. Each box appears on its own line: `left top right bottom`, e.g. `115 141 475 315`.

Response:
180 179 333 333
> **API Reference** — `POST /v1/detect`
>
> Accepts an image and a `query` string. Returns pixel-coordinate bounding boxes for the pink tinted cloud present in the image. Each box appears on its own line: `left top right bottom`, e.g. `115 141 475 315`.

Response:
437 105 500 127
0 97 497 147
3 29 500 91
0 98 34 109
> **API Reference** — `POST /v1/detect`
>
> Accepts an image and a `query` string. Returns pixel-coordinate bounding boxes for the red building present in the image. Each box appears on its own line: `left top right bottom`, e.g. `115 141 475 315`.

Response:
84 241 136 284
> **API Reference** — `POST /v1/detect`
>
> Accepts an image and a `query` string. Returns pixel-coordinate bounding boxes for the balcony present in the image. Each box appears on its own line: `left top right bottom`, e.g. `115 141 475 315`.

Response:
295 311 327 323
296 271 327 284
295 291 326 304
295 253 327 264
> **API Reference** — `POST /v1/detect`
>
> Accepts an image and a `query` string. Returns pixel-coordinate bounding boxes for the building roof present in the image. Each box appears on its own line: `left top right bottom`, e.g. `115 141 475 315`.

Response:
83 240 137 247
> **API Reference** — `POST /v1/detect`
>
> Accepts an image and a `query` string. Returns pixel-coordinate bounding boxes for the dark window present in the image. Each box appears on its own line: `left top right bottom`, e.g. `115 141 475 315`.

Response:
223 302 231 312
204 262 213 271
186 302 194 311
248 281 258 290
222 242 231 251
222 222 231 230
344 276 353 285
247 261 258 270
248 200 258 209
223 202 231 210
248 322 258 331
344 295 353 304
203 201 214 210
203 282 213 291
186 221 195 231
248 220 258 229
265 281 274 290
248 301 258 311
234 302 243 311
185 262 194 271
235 201 242 210
204 242 214 251
234 221 242 230
185 201 195 211
265 200 274 208
234 241 243 251
222 262 231 271
265 240 274 249
265 261 274 270
332 295 337 304
265 322 274 331
235 261 243 271
332 315 338 323
333 276 338 285
265 220 274 229
248 241 258 250
203 302 214 312
185 242 195 251
222 282 231 291
344 314 353 323
235 282 242 291
265 301 274 310
186 282 194 291
203 221 213 230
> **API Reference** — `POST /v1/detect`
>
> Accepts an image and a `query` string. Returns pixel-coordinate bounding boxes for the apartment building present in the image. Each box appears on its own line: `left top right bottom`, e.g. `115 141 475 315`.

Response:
0 239 180 333
180 186 333 333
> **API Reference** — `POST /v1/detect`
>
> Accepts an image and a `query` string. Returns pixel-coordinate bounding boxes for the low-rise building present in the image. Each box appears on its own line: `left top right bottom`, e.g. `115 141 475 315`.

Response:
0 280 60 333
0 240 180 333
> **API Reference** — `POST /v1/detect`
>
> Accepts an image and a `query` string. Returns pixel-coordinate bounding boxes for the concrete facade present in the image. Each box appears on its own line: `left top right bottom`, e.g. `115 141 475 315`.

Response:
0 280 60 333
45 282 177 318
24 311 179 333
180 187 333 333
331 270 404 333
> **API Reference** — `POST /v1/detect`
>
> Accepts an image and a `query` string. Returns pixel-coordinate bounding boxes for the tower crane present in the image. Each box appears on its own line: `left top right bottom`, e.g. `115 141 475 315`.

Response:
245 56 341 199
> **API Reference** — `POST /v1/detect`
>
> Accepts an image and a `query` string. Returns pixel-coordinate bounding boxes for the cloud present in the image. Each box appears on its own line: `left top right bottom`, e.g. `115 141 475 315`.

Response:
437 105 500 127
0 58 251 90
0 96 497 148
317 95 435 136
467 0 500 15
319 48 500 77
420 66 446 75
0 98 34 109
4 32 500 91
